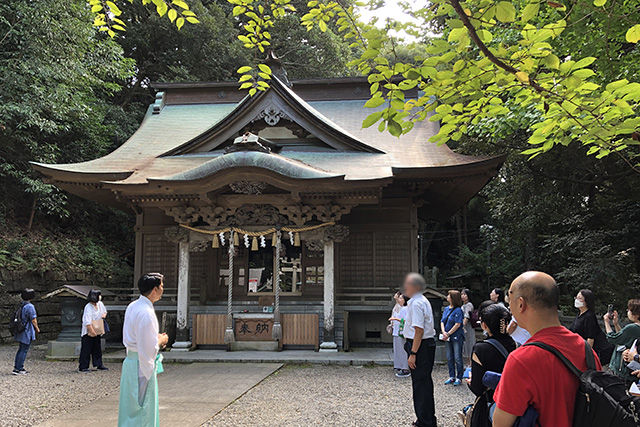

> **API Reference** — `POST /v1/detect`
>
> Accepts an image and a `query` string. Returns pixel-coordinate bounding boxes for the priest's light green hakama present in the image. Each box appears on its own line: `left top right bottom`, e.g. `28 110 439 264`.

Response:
117 351 164 427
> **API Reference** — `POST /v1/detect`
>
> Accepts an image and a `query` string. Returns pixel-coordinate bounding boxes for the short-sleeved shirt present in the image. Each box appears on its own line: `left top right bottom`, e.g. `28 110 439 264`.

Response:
15 302 37 345
403 293 435 340
82 301 107 336
441 306 465 341
494 326 601 427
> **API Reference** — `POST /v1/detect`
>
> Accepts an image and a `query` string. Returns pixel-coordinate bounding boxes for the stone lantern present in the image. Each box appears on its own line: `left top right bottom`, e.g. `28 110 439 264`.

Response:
41 285 113 359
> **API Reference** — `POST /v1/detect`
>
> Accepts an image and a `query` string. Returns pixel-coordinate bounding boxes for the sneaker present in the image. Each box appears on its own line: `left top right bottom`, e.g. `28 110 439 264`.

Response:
454 379 462 386
395 369 411 378
79 369 91 373
19 369 28 375
11 370 20 375
96 366 109 371
444 377 455 385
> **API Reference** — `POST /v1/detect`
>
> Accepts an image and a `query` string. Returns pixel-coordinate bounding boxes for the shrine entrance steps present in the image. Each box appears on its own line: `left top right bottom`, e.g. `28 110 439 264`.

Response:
102 347 396 366
230 340 279 351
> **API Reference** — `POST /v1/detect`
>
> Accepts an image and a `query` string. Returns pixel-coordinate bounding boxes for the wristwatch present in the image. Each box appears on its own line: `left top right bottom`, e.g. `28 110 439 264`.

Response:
410 351 418 356
634 354 640 363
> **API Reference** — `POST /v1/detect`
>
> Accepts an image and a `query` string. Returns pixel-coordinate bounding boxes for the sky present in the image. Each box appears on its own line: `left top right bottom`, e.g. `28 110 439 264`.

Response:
357 0 428 41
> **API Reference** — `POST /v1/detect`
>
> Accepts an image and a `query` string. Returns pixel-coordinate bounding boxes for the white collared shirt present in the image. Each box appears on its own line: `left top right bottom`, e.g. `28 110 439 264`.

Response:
81 301 107 336
123 296 159 380
403 293 436 340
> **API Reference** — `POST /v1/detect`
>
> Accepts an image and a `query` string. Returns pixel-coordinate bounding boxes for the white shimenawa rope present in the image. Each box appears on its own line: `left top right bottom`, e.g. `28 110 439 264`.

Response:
224 230 235 344
272 230 282 340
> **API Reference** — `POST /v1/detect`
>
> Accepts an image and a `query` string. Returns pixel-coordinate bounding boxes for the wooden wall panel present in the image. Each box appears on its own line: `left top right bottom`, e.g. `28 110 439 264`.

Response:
374 231 411 286
281 314 319 349
192 314 226 345
142 234 177 289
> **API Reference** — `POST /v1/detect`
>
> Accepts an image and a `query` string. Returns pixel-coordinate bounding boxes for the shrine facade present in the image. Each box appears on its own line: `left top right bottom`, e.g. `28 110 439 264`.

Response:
32 62 504 351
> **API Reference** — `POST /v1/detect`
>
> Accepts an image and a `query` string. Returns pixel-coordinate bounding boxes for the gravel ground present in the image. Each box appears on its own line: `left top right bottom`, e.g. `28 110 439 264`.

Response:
0 344 122 427
205 364 473 427
0 344 472 427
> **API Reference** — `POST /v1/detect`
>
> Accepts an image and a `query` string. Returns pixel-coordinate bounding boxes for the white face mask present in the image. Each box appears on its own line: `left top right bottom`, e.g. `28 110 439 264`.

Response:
574 299 585 308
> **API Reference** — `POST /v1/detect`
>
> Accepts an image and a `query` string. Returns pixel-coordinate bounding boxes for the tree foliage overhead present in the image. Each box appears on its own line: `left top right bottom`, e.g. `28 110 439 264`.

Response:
231 0 640 169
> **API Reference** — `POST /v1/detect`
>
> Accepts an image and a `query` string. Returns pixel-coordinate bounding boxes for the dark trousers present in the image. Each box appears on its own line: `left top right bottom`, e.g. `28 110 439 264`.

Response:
14 342 31 371
79 334 103 370
405 338 437 427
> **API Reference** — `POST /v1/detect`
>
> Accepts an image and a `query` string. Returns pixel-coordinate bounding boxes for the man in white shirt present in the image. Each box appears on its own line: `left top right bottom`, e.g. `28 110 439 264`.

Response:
118 273 169 427
402 273 437 427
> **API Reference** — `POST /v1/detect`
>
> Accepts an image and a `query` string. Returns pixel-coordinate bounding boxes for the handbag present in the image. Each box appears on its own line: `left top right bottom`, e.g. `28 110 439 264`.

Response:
91 318 105 336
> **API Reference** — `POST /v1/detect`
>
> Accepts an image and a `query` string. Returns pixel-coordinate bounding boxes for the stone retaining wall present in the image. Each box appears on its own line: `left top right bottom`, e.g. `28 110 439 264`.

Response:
0 268 130 344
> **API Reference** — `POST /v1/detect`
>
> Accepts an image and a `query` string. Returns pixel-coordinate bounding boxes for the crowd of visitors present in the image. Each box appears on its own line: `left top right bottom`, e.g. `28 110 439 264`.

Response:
388 271 640 427
10 268 640 427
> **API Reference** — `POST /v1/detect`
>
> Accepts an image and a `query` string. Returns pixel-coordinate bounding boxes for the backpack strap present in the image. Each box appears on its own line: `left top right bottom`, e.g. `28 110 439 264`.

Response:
523 341 583 378
583 340 597 371
485 338 510 360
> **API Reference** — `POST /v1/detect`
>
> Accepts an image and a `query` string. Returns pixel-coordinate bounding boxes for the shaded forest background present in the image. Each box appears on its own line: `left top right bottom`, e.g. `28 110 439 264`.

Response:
1 0 638 320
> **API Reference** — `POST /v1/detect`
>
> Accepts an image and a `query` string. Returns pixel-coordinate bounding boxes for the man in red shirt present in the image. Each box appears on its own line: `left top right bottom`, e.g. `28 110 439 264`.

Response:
493 271 601 427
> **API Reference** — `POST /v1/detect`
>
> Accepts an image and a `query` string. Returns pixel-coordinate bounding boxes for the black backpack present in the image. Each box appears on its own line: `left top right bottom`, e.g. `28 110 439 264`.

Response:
525 341 640 427
8 304 26 336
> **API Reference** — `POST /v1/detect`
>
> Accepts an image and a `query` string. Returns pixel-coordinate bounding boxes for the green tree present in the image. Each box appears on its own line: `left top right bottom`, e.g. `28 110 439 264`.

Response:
230 0 640 167
0 0 136 224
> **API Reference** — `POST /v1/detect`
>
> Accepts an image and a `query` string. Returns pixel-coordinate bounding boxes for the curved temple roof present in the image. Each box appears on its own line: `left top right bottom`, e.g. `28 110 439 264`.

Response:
31 75 505 217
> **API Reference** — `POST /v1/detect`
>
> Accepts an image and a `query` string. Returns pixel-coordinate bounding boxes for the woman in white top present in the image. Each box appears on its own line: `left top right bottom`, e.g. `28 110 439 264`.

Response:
461 289 476 367
78 289 108 372
388 292 410 377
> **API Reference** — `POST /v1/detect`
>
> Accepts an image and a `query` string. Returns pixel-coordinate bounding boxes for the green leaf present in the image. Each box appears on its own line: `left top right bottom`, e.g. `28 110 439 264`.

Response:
168 8 177 22
176 17 184 30
257 63 272 74
572 57 596 69
593 0 606 6
172 0 189 10
496 2 516 22
237 66 252 73
186 17 199 24
362 111 383 128
388 120 402 136
318 20 327 32
106 1 121 16
521 2 539 22
364 96 385 108
626 25 640 43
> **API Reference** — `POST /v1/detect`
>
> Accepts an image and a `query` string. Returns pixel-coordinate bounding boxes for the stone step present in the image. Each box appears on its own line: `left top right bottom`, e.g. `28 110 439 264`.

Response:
229 341 279 351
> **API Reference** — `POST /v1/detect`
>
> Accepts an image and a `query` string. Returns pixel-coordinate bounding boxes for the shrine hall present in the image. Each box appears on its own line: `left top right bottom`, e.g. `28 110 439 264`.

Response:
31 59 504 352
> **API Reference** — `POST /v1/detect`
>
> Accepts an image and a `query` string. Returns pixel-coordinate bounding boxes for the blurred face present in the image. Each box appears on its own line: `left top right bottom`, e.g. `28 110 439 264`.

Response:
403 277 418 297
447 294 452 306
398 295 405 306
628 309 638 322
461 292 469 303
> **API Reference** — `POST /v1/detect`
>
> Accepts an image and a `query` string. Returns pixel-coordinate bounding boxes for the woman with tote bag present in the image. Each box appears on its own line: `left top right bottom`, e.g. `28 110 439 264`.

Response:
78 289 108 372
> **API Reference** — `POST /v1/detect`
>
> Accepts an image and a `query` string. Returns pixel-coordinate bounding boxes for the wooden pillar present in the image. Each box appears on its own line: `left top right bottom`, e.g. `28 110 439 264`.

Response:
319 239 337 352
133 212 143 292
172 240 191 351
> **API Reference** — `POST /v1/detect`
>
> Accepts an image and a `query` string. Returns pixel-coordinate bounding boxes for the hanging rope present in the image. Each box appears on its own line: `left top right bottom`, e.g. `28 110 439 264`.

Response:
179 221 334 238
224 230 235 344
272 229 282 341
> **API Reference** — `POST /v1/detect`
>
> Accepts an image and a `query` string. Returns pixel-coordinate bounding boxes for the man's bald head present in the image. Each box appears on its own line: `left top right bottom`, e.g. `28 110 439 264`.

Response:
510 271 558 311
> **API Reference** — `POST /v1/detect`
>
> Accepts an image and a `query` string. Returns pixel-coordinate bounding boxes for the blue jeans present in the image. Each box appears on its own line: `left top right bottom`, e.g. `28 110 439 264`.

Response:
14 342 31 371
446 339 464 380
